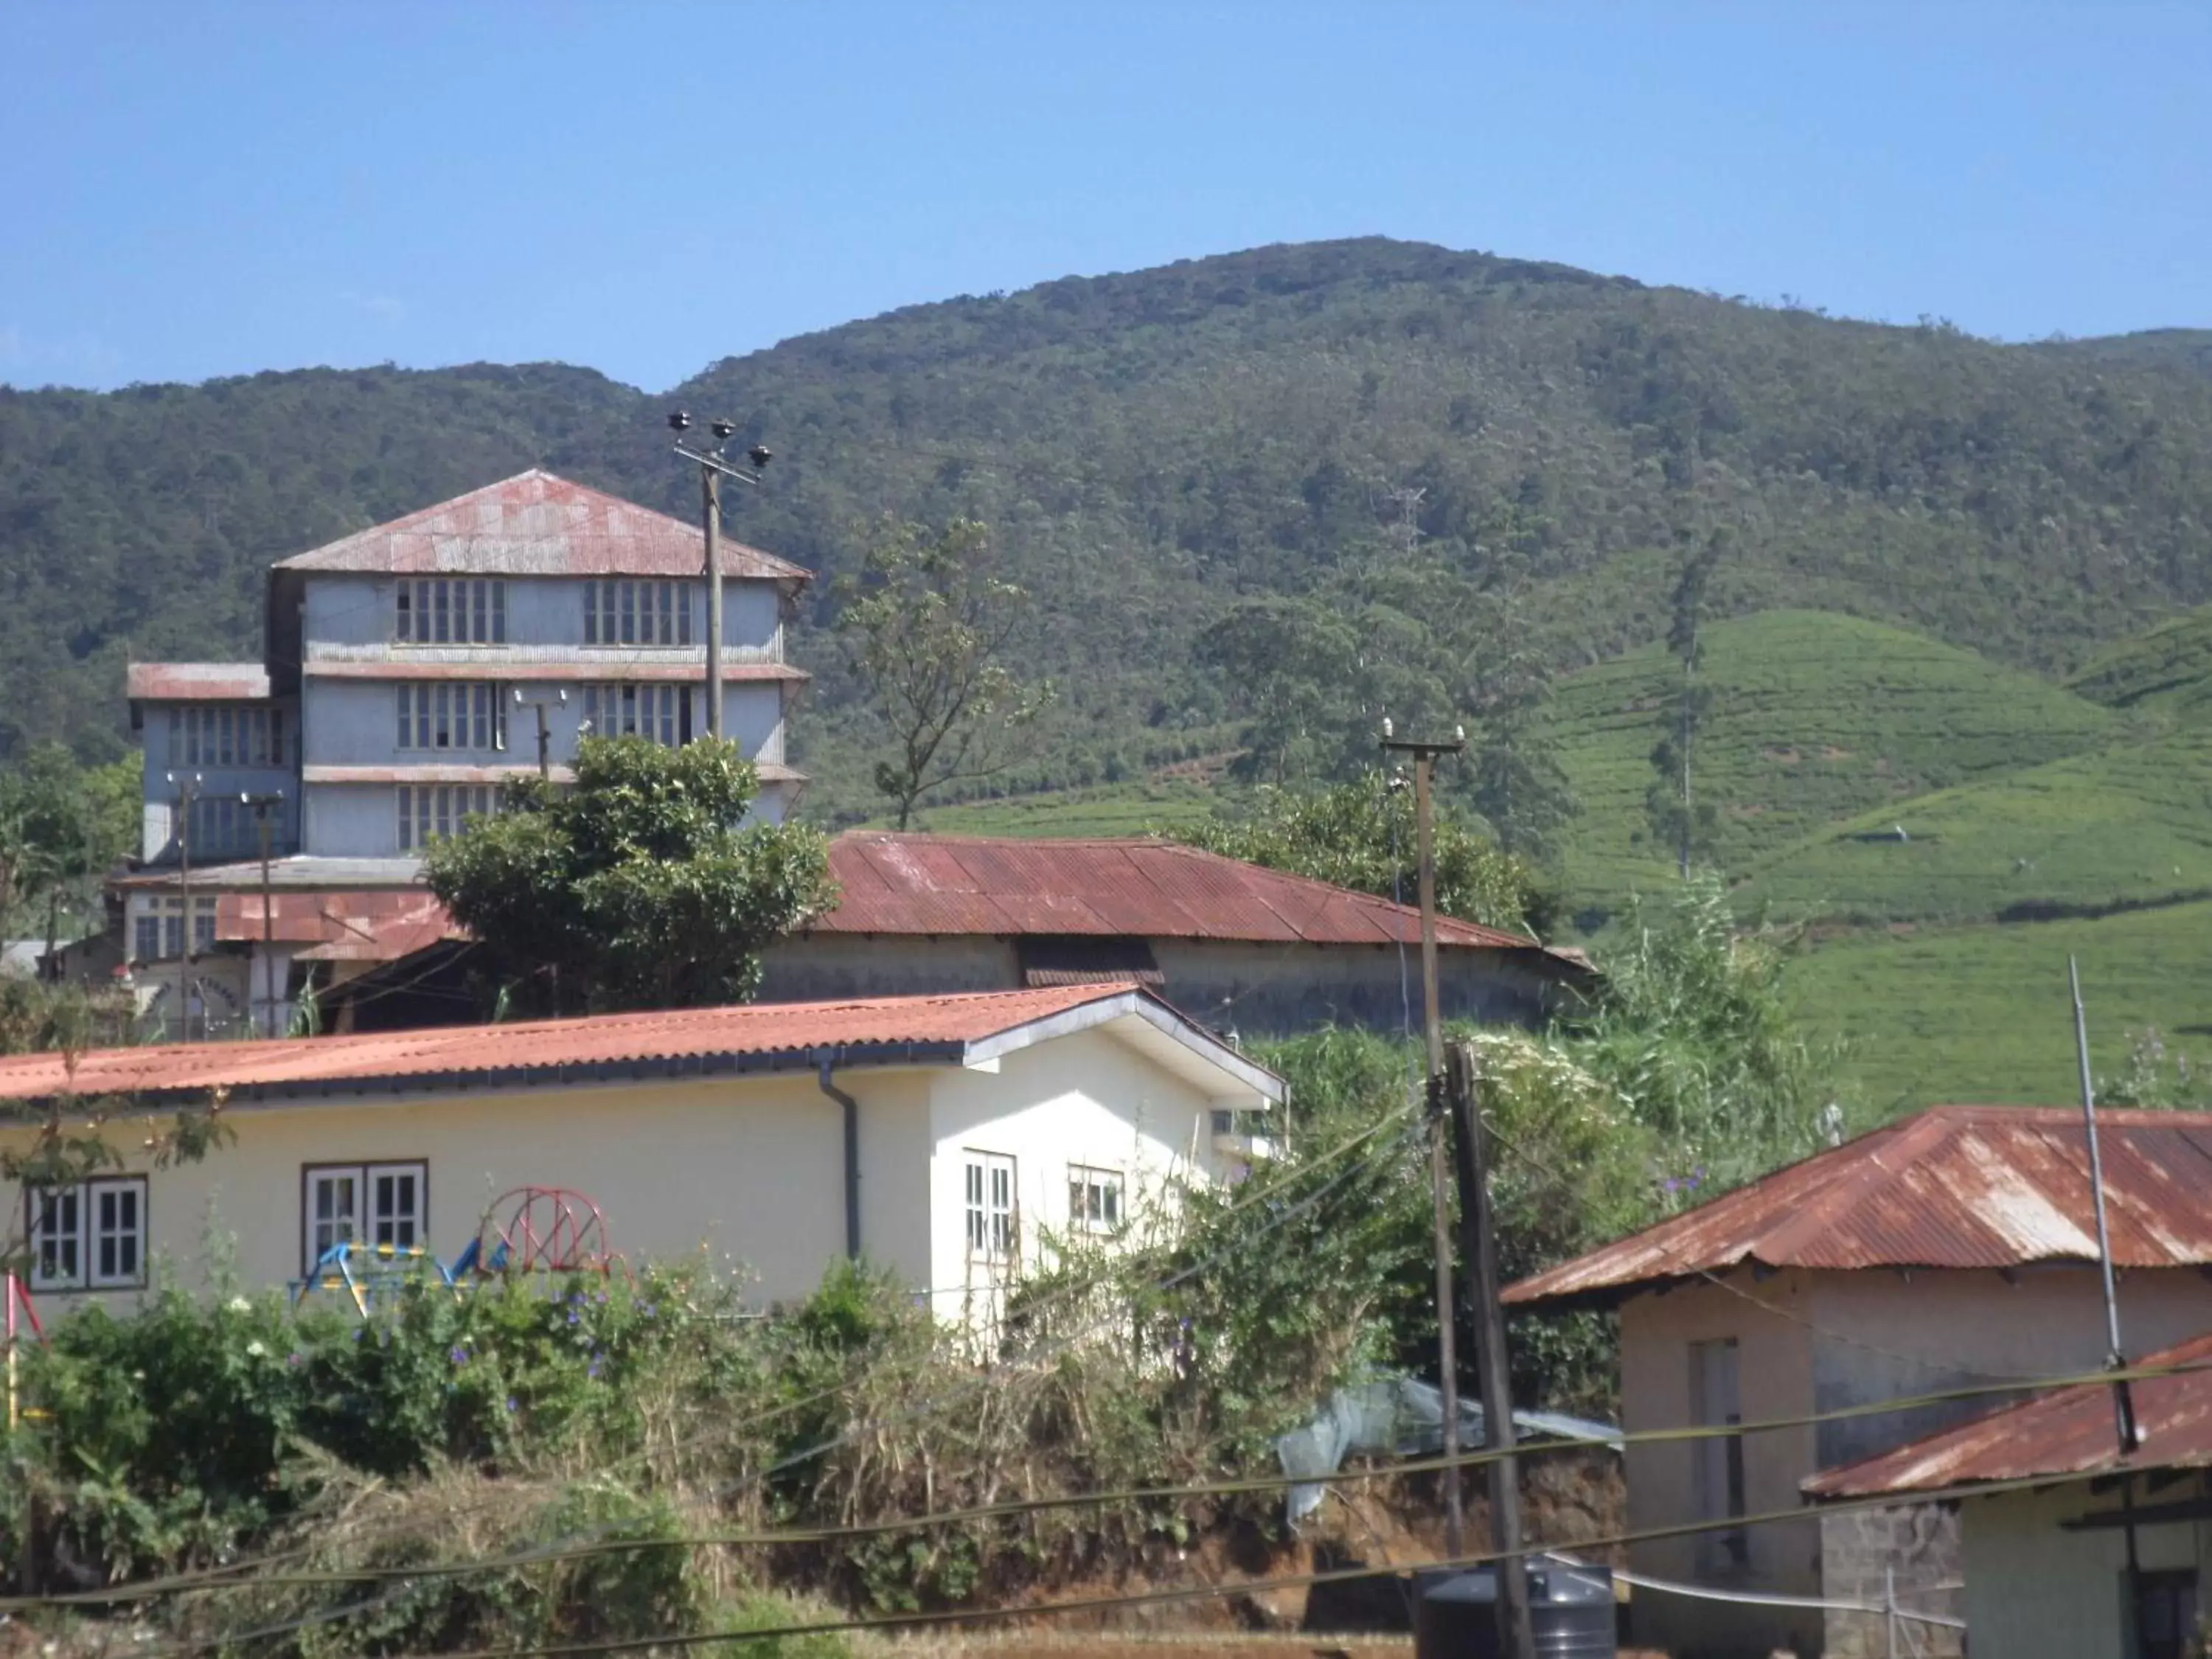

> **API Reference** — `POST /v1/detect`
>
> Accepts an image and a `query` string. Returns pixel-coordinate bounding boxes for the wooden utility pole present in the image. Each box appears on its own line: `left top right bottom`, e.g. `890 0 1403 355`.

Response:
703 462 724 740
1448 1040 1537 1658
248 792 284 1036
168 772 200 1042
1382 726 1467 1557
670 414 773 747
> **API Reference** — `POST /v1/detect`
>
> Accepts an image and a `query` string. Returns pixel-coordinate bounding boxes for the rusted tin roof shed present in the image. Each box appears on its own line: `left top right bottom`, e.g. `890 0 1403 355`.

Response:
1806 1329 2212 1498
1506 1105 2212 1310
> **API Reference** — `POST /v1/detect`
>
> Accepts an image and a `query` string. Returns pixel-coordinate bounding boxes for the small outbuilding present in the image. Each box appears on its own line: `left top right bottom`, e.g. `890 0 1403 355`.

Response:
1809 1329 2212 1659
1503 1105 2212 1658
761 831 1590 1035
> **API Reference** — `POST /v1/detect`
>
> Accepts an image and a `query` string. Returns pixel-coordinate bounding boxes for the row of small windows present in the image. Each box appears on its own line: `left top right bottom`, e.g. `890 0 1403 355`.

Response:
395 579 507 644
133 897 218 964
392 580 701 647
25 1161 430 1292
585 580 694 646
397 684 508 751
581 684 690 747
32 1155 1130 1294
396 785 501 852
168 706 285 768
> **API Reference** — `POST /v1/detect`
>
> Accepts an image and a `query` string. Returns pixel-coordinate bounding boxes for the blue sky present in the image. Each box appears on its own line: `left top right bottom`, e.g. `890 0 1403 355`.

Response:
4 1 2205 392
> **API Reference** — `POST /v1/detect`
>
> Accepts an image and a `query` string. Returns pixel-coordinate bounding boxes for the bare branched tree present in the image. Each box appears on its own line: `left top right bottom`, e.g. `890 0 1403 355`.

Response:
835 518 1054 830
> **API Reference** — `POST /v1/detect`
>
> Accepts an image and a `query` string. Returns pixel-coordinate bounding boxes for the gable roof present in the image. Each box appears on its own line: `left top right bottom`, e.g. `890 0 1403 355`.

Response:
271 470 810 583
817 832 1568 957
0 982 1280 1109
1504 1105 2212 1309
1806 1329 2212 1498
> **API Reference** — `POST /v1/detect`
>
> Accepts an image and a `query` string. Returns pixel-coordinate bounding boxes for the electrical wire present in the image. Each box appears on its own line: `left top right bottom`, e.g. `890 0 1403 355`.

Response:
212 1463 2125 1659
23 1311 2207 1621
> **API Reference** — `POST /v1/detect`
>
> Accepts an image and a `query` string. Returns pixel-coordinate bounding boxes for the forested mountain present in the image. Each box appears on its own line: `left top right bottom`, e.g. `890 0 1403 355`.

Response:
6 237 2212 816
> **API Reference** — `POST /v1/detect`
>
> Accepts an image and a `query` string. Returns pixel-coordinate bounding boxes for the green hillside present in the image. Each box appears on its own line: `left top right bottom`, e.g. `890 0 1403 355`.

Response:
1548 611 2118 914
1788 901 2212 1107
1740 724 2212 925
2066 603 2212 722
873 778 1224 838
9 237 2212 818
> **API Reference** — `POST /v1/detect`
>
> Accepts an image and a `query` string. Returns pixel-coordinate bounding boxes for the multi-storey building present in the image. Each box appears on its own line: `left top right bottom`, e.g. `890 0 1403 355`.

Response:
116 470 810 1035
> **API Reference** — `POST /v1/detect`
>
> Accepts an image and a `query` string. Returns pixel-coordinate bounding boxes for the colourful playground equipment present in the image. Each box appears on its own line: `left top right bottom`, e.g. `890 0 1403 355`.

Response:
454 1186 619 1280
4 1273 42 1431
291 1240 460 1315
291 1187 619 1316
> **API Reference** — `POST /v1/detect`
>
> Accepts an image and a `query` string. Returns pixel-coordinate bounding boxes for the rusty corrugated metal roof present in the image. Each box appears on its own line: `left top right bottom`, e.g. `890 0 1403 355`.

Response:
126 663 274 702
303 661 808 683
815 832 1556 954
1806 1329 2212 1497
1504 1105 2212 1307
272 470 810 583
0 982 1228 1103
212 891 458 962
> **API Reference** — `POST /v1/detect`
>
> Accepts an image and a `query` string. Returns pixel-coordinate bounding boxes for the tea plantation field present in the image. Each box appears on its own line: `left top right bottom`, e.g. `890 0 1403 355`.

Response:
1548 610 2118 917
1787 900 2212 1108
1740 724 2212 925
2067 602 2212 723
872 778 1223 838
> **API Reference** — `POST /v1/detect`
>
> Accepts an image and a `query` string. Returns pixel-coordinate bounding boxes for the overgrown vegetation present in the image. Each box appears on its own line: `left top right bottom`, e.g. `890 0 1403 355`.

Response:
0 875 1846 1646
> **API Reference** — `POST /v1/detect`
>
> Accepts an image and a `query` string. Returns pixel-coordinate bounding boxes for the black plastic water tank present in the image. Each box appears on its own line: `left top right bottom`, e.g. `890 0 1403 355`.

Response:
1413 1562 1616 1657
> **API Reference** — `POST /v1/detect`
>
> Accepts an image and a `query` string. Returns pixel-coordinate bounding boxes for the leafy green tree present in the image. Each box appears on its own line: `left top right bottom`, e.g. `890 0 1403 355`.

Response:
833 518 1053 830
1170 769 1550 936
424 737 833 1014
0 744 140 959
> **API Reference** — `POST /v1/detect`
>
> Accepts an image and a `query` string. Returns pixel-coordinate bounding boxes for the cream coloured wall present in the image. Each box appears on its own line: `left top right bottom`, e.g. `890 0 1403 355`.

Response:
7 1030 1246 1330
1961 1481 2208 1659
7 1068 928 1317
920 1028 1223 1327
1618 1270 1821 1658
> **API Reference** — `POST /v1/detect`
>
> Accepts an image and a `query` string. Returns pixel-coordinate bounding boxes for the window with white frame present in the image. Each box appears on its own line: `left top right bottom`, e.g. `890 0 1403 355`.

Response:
581 683 689 747
396 684 507 751
27 1177 147 1290
584 580 692 646
167 705 285 768
395 785 498 851
136 897 218 961
963 1151 1017 1259
1067 1166 1124 1234
395 579 507 644
302 1161 425 1272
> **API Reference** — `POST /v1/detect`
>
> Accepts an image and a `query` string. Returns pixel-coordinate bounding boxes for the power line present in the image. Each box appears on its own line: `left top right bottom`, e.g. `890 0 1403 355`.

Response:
218 1461 2126 1659
35 1342 2208 1620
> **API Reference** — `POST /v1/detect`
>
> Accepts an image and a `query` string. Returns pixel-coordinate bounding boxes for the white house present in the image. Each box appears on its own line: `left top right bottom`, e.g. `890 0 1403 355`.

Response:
1503 1105 2212 1659
0 982 1281 1333
1809 1327 2212 1659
